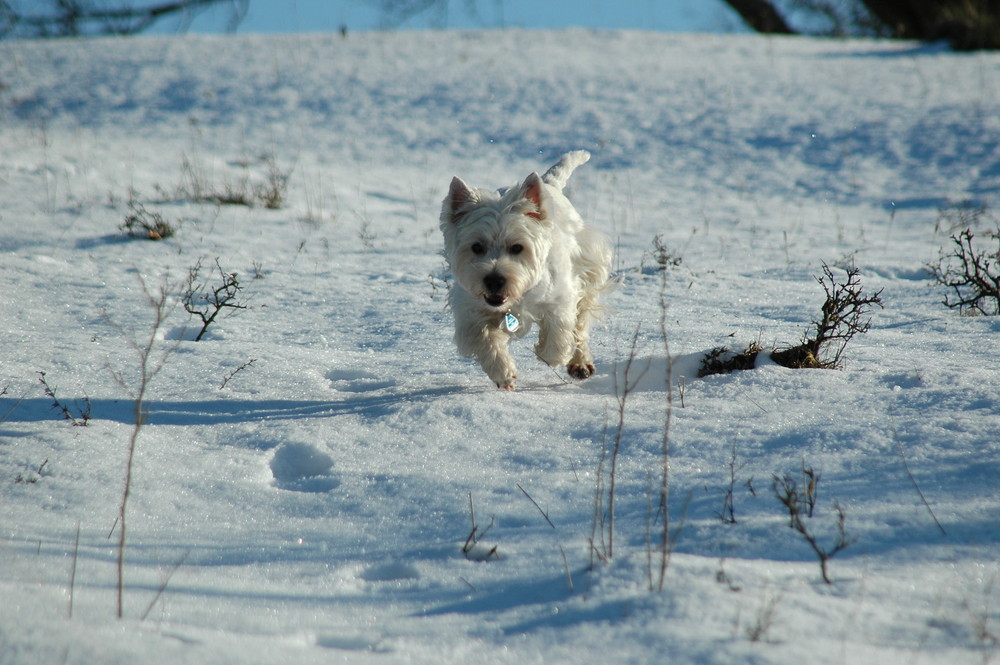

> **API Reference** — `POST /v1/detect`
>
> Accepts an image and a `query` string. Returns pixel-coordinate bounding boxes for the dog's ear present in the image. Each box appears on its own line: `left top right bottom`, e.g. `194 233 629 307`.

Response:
521 172 544 220
447 176 478 220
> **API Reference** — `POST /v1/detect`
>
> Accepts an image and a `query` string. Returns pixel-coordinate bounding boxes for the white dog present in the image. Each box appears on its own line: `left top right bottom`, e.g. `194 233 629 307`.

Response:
440 150 611 390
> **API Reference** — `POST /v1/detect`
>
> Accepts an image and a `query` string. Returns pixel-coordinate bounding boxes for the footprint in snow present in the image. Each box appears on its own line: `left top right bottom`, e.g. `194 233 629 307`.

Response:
359 561 421 582
269 442 340 492
315 631 388 652
326 369 395 393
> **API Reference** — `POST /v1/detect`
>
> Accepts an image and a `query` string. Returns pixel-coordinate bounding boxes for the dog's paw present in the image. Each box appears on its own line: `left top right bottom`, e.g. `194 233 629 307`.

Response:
567 363 596 380
496 375 517 391
482 357 517 391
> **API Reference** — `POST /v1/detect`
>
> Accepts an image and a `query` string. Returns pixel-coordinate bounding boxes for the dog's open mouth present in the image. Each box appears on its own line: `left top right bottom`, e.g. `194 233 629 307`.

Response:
484 294 507 308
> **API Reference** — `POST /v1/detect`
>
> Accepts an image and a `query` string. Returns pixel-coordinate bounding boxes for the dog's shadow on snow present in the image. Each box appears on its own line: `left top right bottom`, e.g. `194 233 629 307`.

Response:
0 384 480 428
420 568 633 636
584 351 706 394
0 354 702 429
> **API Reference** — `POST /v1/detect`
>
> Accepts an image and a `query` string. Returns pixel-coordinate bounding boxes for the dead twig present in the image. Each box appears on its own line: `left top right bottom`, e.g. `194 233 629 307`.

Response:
219 358 258 390
37 371 90 426
516 483 555 529
461 493 498 560
772 471 856 584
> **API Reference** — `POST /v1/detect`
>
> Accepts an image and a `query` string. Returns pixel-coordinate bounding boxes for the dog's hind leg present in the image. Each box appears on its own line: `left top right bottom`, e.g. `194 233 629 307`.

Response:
566 230 611 380
566 289 601 380
535 311 576 371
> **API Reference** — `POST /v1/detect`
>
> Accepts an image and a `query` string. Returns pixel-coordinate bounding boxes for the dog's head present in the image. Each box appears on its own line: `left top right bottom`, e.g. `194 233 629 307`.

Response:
440 172 553 310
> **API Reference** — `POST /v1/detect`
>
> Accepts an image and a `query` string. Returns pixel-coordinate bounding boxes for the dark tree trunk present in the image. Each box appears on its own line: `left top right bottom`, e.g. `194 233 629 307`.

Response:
723 0 796 34
861 0 944 38
859 0 1000 48
721 0 1000 50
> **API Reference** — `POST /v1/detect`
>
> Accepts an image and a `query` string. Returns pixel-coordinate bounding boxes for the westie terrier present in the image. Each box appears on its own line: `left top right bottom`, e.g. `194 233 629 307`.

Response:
440 150 611 390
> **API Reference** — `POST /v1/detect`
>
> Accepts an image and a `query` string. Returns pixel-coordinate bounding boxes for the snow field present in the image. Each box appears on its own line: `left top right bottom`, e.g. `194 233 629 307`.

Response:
0 28 998 664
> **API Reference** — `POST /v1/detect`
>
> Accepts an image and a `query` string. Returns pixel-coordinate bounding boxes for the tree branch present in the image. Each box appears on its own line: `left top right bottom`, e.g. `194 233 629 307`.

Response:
721 0 796 34
2 0 247 38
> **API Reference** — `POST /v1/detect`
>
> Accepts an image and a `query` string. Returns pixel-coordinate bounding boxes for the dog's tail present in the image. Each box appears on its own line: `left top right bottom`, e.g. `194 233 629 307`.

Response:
542 150 590 191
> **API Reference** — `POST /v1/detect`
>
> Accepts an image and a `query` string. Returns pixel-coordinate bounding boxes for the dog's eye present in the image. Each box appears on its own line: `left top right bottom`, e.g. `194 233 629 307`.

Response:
470 243 485 255
509 244 523 255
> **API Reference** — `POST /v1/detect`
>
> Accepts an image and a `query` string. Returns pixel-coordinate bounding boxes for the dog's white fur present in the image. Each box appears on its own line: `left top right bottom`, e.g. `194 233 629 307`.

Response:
440 150 611 390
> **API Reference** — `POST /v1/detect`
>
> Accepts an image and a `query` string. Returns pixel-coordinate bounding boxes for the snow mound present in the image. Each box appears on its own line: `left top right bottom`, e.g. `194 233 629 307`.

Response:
269 442 339 492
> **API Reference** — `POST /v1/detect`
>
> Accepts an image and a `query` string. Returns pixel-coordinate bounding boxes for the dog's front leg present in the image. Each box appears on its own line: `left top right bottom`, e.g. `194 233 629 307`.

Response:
475 327 518 390
454 311 518 389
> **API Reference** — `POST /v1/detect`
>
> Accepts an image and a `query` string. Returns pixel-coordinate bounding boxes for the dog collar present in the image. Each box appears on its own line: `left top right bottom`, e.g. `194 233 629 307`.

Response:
502 311 520 334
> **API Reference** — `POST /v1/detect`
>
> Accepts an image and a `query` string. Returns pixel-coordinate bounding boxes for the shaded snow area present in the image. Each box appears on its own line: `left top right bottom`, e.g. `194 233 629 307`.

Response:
1 29 999 664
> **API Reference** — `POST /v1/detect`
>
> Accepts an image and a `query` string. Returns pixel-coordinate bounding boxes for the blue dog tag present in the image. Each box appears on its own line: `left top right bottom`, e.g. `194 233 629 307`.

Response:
503 312 520 333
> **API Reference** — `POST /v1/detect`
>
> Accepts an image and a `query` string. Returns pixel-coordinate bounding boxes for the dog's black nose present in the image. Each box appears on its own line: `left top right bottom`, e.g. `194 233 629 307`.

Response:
483 272 506 294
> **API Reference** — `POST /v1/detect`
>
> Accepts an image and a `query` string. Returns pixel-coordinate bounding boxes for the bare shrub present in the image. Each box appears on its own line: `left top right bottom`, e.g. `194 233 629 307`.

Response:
935 199 994 235
182 258 250 341
771 264 884 369
964 575 1000 657
254 153 290 209
928 228 1000 316
745 592 782 642
104 274 182 618
120 197 175 240
772 468 856 584
14 459 48 484
178 151 290 209
700 264 883 375
656 275 677 591
642 233 683 274
591 327 650 565
698 342 762 377
717 444 746 524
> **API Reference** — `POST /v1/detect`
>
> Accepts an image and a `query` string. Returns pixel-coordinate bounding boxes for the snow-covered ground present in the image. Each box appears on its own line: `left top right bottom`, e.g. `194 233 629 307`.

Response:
1 29 998 664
